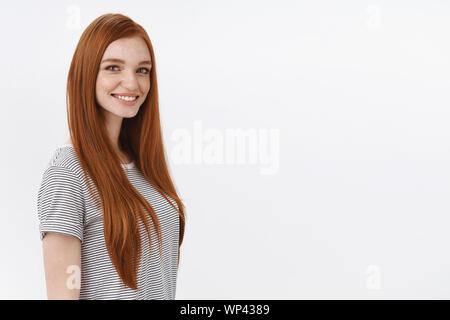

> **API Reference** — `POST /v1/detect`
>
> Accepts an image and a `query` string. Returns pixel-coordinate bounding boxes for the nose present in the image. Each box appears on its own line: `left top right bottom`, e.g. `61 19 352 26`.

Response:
120 69 139 91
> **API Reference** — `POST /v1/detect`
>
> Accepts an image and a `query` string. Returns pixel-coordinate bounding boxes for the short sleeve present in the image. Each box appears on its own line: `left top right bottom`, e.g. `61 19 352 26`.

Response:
37 165 85 244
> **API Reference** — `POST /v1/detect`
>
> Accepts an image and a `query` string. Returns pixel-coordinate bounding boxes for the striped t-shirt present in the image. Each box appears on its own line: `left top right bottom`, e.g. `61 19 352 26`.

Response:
37 144 180 300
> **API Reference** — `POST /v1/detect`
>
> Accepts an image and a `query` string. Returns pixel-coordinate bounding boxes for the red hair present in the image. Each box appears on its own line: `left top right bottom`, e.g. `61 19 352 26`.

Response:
66 13 185 290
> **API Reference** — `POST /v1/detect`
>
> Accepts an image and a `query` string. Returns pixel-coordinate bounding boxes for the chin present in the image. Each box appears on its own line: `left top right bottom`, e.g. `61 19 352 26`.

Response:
120 107 140 117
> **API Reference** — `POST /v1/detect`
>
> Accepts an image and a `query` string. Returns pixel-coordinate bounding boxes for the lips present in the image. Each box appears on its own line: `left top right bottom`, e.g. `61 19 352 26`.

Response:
111 93 139 97
111 93 139 98
111 93 139 105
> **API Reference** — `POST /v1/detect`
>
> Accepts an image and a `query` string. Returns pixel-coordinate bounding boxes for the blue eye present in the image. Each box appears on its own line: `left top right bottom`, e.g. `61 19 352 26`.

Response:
105 65 150 73
137 67 150 74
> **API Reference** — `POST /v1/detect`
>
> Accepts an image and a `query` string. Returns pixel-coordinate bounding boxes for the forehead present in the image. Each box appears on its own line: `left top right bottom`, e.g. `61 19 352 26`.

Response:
102 36 151 62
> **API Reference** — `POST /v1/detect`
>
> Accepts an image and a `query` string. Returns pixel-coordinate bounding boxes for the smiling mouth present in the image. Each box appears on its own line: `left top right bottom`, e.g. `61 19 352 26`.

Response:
111 94 139 101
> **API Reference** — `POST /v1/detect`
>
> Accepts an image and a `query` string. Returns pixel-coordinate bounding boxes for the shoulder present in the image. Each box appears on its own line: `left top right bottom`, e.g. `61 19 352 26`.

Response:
42 145 84 184
37 145 86 244
38 146 87 211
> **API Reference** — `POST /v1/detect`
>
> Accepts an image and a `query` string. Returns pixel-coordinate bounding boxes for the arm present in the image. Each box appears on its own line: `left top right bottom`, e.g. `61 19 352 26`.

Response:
42 232 81 300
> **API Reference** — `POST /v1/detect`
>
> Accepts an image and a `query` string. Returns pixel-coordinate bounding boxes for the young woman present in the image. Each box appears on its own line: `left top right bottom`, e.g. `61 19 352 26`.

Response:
37 13 186 300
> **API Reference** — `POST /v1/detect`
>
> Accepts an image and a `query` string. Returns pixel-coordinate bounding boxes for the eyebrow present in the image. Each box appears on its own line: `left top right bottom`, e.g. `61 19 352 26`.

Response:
101 58 152 66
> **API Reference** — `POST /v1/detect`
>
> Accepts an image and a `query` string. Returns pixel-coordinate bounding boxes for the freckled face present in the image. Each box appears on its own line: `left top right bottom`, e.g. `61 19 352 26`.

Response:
95 36 152 118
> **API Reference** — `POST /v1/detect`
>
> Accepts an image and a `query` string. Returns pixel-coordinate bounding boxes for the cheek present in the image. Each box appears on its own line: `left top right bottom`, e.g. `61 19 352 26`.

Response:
139 77 151 94
96 75 116 94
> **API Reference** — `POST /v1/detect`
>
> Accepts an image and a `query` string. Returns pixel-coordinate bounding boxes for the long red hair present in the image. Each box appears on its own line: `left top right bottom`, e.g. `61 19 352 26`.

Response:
66 13 185 290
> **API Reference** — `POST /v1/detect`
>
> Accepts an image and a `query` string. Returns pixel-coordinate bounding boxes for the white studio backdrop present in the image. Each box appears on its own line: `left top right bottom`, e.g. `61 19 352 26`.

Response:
0 0 449 299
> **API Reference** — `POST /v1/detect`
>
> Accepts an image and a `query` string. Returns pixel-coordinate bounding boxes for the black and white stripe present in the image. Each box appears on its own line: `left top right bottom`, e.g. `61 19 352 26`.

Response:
37 144 180 300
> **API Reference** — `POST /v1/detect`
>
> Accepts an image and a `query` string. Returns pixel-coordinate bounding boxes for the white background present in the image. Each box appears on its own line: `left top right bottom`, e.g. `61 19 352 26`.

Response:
1 0 449 299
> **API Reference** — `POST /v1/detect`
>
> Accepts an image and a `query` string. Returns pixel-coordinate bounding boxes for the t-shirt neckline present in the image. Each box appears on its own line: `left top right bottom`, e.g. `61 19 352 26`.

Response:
58 143 135 169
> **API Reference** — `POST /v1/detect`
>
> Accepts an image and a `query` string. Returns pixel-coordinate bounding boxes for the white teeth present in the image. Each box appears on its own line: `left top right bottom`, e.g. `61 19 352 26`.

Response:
115 95 137 101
